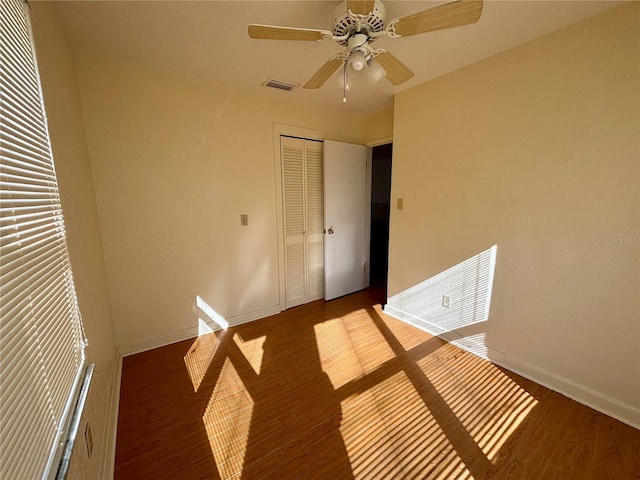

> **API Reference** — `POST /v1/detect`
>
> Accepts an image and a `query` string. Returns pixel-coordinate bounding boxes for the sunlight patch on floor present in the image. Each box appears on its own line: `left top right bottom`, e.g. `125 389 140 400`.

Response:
317 301 537 478
314 313 395 390
184 331 226 392
203 358 254 479
232 333 265 375
338 370 474 479
418 345 538 463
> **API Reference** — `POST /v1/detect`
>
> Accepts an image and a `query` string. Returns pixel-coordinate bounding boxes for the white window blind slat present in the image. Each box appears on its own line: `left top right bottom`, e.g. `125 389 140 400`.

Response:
2 69 44 119
2 132 55 162
2 162 58 185
1 82 48 131
1 362 52 440
2 143 54 170
1 228 65 263
2 106 51 146
0 323 44 396
5 0 30 37
2 117 51 153
1 239 66 282
0 1 89 478
3 32 40 78
1 37 35 81
2 129 52 158
2 28 38 78
2 68 45 118
2 250 65 283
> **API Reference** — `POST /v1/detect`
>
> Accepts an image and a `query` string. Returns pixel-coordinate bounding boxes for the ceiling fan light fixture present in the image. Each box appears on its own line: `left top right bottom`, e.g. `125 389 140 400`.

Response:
349 50 367 71
366 58 386 85
248 0 484 96
347 61 366 80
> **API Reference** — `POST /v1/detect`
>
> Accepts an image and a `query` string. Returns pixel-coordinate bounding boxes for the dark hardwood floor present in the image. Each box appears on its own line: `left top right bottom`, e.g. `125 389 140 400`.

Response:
115 288 640 479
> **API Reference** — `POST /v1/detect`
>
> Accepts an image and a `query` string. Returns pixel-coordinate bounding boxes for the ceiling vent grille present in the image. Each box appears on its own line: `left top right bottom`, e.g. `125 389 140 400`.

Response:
262 77 298 92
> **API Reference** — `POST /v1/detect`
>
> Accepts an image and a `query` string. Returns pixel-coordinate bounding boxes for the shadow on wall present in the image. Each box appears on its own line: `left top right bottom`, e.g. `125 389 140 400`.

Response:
384 245 498 359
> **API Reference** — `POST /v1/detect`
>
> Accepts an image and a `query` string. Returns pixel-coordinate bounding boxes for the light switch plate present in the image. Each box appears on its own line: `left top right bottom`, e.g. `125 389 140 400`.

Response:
240 214 248 226
397 198 404 210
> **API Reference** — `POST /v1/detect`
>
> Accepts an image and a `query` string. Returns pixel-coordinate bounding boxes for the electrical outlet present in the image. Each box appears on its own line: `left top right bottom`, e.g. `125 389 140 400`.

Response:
442 295 451 308
84 422 93 458
240 214 248 226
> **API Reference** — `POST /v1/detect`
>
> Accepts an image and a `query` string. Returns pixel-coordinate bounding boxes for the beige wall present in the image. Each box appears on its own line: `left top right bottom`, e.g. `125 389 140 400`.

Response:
390 4 639 425
365 107 394 145
30 3 117 478
73 51 374 348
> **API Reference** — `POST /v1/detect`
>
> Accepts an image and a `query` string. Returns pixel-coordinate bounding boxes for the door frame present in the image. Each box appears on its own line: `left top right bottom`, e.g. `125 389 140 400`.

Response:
273 124 393 311
273 123 326 311
365 136 394 290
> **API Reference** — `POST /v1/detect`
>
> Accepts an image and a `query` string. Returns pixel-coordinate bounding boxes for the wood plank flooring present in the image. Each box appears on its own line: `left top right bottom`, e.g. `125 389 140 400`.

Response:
115 288 640 479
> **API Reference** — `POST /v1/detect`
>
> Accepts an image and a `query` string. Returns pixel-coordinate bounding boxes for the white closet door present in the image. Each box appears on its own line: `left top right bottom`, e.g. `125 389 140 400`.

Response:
282 137 306 308
305 140 324 302
324 140 367 300
281 136 324 308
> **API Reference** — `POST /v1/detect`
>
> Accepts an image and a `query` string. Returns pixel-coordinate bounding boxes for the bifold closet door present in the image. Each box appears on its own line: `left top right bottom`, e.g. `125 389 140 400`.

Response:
281 136 324 309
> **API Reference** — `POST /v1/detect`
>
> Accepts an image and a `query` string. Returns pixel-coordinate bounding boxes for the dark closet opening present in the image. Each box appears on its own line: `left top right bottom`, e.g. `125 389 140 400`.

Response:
369 143 392 296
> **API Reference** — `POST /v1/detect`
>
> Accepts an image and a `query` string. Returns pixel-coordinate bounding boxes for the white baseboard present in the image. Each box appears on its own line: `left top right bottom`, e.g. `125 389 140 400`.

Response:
100 351 122 479
487 349 640 430
118 304 282 357
227 304 281 328
383 305 640 430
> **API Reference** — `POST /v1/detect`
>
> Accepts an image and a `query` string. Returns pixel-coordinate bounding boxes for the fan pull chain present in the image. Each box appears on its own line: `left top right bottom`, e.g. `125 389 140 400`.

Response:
343 62 348 102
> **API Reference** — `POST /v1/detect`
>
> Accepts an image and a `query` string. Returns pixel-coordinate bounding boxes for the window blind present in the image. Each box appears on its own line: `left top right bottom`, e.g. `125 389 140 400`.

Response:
0 1 88 478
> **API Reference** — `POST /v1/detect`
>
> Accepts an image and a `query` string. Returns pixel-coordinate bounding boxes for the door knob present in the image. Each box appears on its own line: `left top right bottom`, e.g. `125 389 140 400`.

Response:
327 227 334 234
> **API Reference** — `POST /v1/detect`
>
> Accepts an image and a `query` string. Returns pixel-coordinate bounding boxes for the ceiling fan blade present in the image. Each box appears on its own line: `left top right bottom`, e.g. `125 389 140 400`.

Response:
388 0 483 38
375 51 414 86
346 0 376 16
248 24 331 41
303 57 344 89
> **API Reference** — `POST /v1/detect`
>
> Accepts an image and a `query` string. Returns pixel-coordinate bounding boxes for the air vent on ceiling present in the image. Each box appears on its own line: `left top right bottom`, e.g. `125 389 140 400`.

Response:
262 77 298 92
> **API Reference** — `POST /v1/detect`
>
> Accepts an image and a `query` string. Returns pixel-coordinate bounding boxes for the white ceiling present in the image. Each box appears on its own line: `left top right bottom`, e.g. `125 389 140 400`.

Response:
52 0 623 116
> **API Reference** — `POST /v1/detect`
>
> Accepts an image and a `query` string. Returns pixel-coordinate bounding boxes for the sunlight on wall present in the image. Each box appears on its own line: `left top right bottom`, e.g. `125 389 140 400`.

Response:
198 318 214 336
450 333 488 359
232 333 266 375
203 358 254 479
385 245 497 359
196 295 229 330
185 296 230 391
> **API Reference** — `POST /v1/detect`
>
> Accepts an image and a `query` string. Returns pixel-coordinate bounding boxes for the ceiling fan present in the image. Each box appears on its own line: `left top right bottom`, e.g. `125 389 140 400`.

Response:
248 0 483 97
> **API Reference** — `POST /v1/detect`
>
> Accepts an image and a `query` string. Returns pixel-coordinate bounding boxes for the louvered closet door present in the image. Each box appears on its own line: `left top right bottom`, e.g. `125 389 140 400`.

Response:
305 140 324 301
281 136 324 309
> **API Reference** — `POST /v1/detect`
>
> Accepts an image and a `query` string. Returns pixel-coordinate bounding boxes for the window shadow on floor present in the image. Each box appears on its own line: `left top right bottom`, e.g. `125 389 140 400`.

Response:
116 288 640 479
